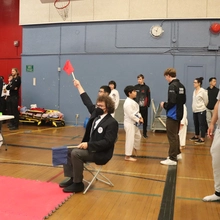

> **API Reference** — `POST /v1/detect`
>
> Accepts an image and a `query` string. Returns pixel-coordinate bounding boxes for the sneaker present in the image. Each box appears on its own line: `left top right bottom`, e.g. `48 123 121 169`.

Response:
143 134 148 138
203 194 220 202
177 153 182 160
160 158 177 166
167 153 182 160
190 136 199 141
194 139 205 144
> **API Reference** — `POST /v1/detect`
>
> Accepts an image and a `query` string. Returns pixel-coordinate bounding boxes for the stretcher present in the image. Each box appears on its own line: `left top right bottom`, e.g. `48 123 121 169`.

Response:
19 107 65 127
150 99 166 132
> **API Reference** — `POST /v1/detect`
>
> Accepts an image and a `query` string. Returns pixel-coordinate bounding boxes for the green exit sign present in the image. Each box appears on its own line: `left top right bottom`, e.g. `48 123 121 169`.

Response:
26 65 34 72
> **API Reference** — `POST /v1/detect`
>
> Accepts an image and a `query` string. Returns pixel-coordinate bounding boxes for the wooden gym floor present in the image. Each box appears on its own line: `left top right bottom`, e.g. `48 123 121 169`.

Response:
0 123 219 220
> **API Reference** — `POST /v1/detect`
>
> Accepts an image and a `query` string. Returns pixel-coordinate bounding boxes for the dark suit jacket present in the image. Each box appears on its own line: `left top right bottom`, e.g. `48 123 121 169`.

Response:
80 92 119 165
80 92 96 115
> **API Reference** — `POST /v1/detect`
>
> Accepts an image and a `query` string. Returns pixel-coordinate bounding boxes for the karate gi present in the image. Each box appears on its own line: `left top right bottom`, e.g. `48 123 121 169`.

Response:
123 97 141 156
179 104 188 147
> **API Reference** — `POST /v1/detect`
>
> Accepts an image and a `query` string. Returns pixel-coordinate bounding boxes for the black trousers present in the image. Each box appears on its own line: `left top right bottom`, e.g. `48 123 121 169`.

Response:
166 117 181 161
63 148 95 183
193 110 207 138
0 97 7 115
7 96 19 127
140 106 148 135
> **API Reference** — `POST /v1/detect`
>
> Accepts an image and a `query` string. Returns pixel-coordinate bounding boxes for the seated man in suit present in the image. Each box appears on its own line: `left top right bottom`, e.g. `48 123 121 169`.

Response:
60 95 119 193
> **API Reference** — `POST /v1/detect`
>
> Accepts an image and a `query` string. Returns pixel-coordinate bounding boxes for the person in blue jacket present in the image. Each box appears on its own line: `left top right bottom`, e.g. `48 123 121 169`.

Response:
160 68 186 166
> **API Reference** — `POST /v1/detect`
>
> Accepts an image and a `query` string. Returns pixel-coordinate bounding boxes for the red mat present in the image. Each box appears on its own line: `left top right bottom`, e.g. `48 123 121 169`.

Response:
0 176 73 220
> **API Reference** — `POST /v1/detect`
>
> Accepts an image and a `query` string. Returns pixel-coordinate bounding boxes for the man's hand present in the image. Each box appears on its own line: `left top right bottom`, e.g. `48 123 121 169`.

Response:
160 102 164 108
73 79 80 88
73 79 85 94
139 117 144 124
179 124 184 130
77 142 88 149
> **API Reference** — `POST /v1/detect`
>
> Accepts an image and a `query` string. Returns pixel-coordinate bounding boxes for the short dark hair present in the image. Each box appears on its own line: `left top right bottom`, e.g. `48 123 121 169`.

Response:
108 80 117 89
124 85 136 97
164 68 176 78
96 95 115 114
209 77 216 82
137 74 144 79
195 77 204 86
100 85 111 95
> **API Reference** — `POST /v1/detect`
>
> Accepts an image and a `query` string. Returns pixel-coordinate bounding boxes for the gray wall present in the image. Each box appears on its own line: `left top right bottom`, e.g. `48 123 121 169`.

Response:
22 20 220 131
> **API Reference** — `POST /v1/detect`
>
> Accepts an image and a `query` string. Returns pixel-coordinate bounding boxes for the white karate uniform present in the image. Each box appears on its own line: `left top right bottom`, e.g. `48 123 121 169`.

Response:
123 97 141 156
211 92 220 193
179 104 188 147
1 84 9 97
109 89 120 118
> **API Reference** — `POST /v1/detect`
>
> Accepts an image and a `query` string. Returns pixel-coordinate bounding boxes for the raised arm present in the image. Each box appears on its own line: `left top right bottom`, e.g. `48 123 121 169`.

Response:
73 79 85 94
73 79 95 114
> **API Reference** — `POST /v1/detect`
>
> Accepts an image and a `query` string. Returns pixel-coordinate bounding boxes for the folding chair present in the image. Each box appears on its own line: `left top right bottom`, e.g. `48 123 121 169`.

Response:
83 163 114 194
150 99 166 132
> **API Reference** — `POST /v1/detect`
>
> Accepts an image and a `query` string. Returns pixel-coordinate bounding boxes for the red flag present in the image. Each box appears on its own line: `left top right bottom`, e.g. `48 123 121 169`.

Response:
63 60 74 75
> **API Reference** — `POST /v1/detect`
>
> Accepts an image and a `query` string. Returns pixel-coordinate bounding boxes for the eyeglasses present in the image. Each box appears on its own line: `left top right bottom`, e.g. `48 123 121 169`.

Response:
193 82 198 84
96 104 106 109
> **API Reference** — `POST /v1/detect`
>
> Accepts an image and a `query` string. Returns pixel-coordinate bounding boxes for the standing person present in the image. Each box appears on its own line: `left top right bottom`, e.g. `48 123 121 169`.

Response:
1 75 12 116
203 91 220 202
190 77 208 144
6 68 21 130
108 80 120 118
206 77 219 126
179 104 188 149
0 76 3 138
5 75 13 117
0 76 4 114
134 74 151 138
160 68 186 166
124 85 143 162
59 95 118 193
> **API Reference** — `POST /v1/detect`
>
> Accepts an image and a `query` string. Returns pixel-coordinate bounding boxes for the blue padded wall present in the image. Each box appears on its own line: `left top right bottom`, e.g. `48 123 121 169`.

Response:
22 20 220 131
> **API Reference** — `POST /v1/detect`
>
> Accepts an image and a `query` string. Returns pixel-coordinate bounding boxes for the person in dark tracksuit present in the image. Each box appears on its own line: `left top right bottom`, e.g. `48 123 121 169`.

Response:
206 77 219 126
6 68 21 130
134 74 151 138
160 68 186 166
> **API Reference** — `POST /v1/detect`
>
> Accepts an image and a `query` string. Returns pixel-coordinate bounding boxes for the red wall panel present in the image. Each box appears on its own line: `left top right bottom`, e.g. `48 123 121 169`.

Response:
0 0 22 80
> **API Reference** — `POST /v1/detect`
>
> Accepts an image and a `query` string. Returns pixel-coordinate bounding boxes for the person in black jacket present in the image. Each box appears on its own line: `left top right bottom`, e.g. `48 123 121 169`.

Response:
61 95 118 193
160 68 186 166
206 77 219 126
134 74 151 138
6 68 21 130
59 80 118 193
0 76 4 113
0 76 3 131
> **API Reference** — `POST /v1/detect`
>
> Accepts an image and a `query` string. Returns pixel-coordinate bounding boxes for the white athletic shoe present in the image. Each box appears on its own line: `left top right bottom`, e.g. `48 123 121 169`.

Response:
160 158 177 166
177 153 182 160
167 153 182 160
203 194 220 202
